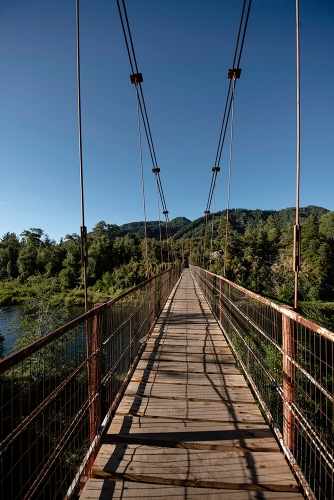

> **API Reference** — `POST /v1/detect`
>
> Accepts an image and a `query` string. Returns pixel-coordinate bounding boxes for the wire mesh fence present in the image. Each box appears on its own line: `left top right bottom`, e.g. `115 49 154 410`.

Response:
190 265 334 500
0 266 181 500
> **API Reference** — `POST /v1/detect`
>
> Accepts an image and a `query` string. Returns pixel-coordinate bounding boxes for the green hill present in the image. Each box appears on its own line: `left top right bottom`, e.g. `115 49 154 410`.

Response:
119 206 329 240
118 217 191 239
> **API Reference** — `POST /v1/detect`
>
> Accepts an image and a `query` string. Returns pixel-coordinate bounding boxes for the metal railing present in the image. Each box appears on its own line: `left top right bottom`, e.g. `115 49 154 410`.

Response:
190 265 334 500
0 266 181 499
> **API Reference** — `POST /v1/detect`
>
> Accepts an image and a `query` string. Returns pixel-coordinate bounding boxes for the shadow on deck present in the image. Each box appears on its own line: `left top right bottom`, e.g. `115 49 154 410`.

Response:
81 269 303 499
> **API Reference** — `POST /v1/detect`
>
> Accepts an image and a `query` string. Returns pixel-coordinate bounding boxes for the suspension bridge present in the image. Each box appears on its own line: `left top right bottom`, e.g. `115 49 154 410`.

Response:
0 266 334 500
1 0 333 499
1 265 333 499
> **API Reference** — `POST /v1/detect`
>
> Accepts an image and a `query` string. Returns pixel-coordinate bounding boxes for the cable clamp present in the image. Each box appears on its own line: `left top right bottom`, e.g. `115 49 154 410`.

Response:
228 68 241 79
293 224 301 272
80 226 88 268
80 225 87 239
130 73 143 84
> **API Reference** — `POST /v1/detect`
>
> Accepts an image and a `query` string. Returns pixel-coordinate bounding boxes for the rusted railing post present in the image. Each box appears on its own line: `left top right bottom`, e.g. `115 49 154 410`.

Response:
86 304 103 476
130 295 133 364
282 309 295 451
219 278 223 325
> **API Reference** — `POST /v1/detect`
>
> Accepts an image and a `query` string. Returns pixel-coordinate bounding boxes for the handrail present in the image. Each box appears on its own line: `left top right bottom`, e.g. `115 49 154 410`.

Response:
193 266 334 341
0 267 178 372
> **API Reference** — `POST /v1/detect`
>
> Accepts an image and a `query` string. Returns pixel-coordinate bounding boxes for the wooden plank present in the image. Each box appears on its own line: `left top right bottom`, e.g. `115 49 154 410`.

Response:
115 412 267 426
140 352 237 364
92 445 301 491
81 479 301 499
146 342 230 351
104 417 280 453
116 396 266 422
108 415 273 438
136 360 240 374
91 471 302 494
103 434 280 453
125 381 254 402
130 369 248 388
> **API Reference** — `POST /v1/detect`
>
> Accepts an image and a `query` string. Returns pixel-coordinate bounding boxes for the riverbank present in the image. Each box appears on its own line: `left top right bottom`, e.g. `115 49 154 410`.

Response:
0 276 113 308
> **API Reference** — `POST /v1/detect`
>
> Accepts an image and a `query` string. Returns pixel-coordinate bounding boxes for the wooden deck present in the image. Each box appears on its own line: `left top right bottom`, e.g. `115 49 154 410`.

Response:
81 269 303 499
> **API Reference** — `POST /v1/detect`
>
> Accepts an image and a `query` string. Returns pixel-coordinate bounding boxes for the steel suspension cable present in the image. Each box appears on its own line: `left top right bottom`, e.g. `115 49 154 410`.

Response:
116 0 174 254
294 0 301 310
117 0 159 171
211 0 247 174
135 84 149 278
75 0 88 313
217 0 252 168
200 1 252 269
224 77 236 278
156 181 163 266
209 182 217 269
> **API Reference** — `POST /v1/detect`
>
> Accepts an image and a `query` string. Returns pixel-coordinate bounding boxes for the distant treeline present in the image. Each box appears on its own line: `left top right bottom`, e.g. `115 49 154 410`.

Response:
1 206 334 312
0 221 171 307
118 205 328 240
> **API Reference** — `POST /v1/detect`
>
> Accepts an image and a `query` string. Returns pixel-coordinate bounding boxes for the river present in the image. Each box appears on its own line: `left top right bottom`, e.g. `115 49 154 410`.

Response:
0 306 84 357
0 307 22 355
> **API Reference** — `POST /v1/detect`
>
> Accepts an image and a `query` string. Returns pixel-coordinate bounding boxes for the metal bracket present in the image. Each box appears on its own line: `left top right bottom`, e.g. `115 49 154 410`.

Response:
228 68 241 79
80 225 88 268
293 225 301 272
130 73 143 84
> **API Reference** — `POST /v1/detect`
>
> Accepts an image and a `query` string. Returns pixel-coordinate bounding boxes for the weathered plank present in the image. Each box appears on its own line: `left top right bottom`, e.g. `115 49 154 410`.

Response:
125 381 255 402
136 360 240 374
92 445 300 491
81 479 301 499
130 369 247 387
105 416 280 452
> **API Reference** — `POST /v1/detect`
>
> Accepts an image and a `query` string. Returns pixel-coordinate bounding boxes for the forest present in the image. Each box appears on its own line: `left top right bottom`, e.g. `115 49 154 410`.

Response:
1 204 334 352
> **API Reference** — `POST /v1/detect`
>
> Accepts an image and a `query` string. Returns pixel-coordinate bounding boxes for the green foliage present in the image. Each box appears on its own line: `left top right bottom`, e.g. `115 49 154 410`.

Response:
299 302 334 331
8 276 68 351
1 207 334 333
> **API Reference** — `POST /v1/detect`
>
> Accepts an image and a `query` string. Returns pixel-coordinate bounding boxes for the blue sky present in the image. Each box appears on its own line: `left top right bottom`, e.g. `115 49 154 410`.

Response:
0 0 333 242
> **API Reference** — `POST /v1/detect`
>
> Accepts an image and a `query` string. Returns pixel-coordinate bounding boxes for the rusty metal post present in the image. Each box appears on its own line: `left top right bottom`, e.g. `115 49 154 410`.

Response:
182 240 184 266
190 239 192 265
282 310 295 451
130 295 133 364
87 304 103 475
219 278 223 325
152 276 156 325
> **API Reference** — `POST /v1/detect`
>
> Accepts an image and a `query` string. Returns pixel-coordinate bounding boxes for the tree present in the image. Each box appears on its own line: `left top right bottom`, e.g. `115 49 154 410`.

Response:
319 211 334 241
88 222 119 281
59 235 81 289
10 277 67 351
0 233 20 279
17 229 45 279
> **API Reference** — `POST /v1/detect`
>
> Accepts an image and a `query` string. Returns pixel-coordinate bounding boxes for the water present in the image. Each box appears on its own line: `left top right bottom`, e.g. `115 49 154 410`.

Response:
0 307 22 355
0 306 84 357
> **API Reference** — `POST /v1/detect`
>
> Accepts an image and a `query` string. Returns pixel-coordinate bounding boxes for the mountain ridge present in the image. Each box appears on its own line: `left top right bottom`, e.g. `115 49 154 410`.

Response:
118 206 329 240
